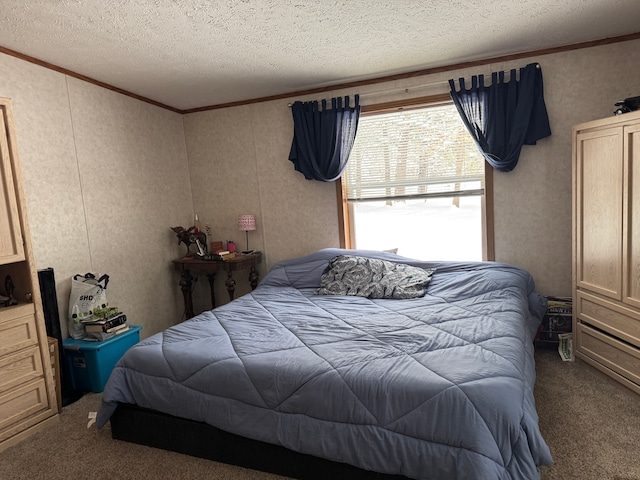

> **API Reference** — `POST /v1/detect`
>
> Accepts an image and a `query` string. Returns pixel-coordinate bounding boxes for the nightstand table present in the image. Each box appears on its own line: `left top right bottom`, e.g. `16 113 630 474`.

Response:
173 252 262 319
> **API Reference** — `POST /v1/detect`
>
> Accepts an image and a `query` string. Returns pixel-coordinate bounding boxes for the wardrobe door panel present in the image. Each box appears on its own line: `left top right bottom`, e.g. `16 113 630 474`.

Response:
0 114 25 264
624 124 640 308
576 128 623 300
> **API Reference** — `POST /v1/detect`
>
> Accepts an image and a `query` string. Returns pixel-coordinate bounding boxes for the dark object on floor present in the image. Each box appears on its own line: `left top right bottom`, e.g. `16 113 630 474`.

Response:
38 267 84 407
614 96 640 115
111 403 408 480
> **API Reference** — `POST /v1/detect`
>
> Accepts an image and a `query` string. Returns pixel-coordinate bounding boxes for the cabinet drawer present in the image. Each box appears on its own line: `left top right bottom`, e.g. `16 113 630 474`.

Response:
576 290 640 348
0 346 44 394
0 378 49 440
576 323 640 386
0 306 38 357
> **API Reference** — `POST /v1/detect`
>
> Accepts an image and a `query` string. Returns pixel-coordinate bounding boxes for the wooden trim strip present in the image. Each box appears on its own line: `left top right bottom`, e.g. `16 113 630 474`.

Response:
1 32 639 115
361 94 452 114
185 32 640 114
483 162 495 261
336 179 348 249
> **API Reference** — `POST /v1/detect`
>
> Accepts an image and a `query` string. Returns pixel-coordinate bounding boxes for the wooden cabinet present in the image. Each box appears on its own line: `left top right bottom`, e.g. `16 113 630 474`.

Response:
0 105 25 265
0 98 58 451
573 110 640 395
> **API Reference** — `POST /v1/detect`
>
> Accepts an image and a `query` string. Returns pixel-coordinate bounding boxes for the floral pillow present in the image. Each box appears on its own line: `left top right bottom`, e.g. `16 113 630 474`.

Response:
316 255 435 299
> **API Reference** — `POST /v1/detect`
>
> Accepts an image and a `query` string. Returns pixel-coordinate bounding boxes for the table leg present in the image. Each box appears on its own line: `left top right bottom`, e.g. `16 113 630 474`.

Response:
225 271 236 301
249 266 259 290
206 273 216 309
178 270 195 319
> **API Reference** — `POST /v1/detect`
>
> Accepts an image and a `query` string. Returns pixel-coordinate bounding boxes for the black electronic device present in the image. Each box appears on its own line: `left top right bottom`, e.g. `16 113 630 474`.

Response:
614 96 640 115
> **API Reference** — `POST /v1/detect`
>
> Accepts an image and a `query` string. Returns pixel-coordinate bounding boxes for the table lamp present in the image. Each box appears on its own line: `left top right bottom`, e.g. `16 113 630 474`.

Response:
238 214 256 254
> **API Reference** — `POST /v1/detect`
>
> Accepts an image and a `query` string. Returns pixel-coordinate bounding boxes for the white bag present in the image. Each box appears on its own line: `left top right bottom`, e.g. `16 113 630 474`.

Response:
558 333 575 362
68 273 109 339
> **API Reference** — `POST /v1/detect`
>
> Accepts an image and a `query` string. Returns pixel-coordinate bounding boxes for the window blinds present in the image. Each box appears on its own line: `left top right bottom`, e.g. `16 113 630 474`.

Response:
344 104 484 202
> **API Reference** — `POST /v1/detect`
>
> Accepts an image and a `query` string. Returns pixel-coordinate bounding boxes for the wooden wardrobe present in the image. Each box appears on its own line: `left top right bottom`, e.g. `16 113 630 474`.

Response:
0 98 59 451
573 109 640 395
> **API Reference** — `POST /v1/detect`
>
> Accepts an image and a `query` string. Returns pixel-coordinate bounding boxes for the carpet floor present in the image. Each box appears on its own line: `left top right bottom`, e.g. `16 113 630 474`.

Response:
0 347 638 479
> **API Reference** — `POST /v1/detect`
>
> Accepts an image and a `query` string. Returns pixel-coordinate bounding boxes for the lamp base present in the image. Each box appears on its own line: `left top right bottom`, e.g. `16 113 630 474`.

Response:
241 250 254 254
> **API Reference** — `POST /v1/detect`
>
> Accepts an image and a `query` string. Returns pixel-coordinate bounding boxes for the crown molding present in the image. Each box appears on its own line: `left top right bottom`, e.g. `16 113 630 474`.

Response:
2 31 639 115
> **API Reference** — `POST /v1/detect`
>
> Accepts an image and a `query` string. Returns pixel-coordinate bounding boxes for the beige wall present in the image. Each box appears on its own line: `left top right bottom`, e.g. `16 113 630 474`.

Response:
183 102 341 311
0 53 193 340
2 38 640 335
184 38 640 306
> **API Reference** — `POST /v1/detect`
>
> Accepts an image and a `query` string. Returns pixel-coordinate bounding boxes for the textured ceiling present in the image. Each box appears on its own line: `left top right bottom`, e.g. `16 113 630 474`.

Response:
1 0 639 111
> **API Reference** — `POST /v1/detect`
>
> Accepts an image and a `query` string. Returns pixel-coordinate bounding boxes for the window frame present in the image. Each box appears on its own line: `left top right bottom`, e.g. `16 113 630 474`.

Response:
336 94 495 261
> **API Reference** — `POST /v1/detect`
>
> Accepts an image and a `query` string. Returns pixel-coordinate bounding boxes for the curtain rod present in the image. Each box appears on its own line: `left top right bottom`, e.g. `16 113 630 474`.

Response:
287 79 449 107
287 62 540 107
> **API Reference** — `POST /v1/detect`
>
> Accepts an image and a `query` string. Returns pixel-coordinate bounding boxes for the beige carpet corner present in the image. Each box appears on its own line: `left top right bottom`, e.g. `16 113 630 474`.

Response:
534 348 640 480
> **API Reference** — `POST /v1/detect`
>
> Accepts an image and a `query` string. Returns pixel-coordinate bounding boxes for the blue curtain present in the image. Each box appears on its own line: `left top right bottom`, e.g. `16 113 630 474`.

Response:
449 63 551 172
288 95 361 181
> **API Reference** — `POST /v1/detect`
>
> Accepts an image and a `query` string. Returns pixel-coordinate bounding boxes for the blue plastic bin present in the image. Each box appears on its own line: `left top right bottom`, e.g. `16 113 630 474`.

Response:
63 325 141 393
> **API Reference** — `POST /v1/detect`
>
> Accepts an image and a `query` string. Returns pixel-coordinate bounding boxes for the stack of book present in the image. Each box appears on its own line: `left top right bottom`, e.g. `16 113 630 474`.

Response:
212 250 236 261
82 308 129 341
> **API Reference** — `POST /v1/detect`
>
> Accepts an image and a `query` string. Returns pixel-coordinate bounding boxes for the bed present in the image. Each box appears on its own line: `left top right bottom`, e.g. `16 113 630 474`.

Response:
96 248 552 480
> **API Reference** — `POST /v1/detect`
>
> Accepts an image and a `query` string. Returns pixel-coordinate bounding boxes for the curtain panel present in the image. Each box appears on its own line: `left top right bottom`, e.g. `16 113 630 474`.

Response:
288 95 361 182
449 63 551 172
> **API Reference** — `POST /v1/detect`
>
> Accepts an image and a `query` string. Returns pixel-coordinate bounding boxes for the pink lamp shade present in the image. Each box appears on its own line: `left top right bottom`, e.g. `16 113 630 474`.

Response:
237 214 256 232
238 215 256 253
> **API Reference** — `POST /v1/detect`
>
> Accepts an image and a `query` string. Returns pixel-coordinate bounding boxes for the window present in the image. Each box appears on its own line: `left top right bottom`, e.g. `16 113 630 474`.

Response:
339 95 494 261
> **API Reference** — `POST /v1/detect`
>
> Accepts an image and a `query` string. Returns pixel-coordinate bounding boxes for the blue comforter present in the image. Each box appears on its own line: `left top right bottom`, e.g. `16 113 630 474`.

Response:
97 248 552 479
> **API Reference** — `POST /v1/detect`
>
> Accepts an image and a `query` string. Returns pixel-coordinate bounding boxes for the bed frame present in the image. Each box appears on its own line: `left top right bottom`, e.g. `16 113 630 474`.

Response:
111 403 410 480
